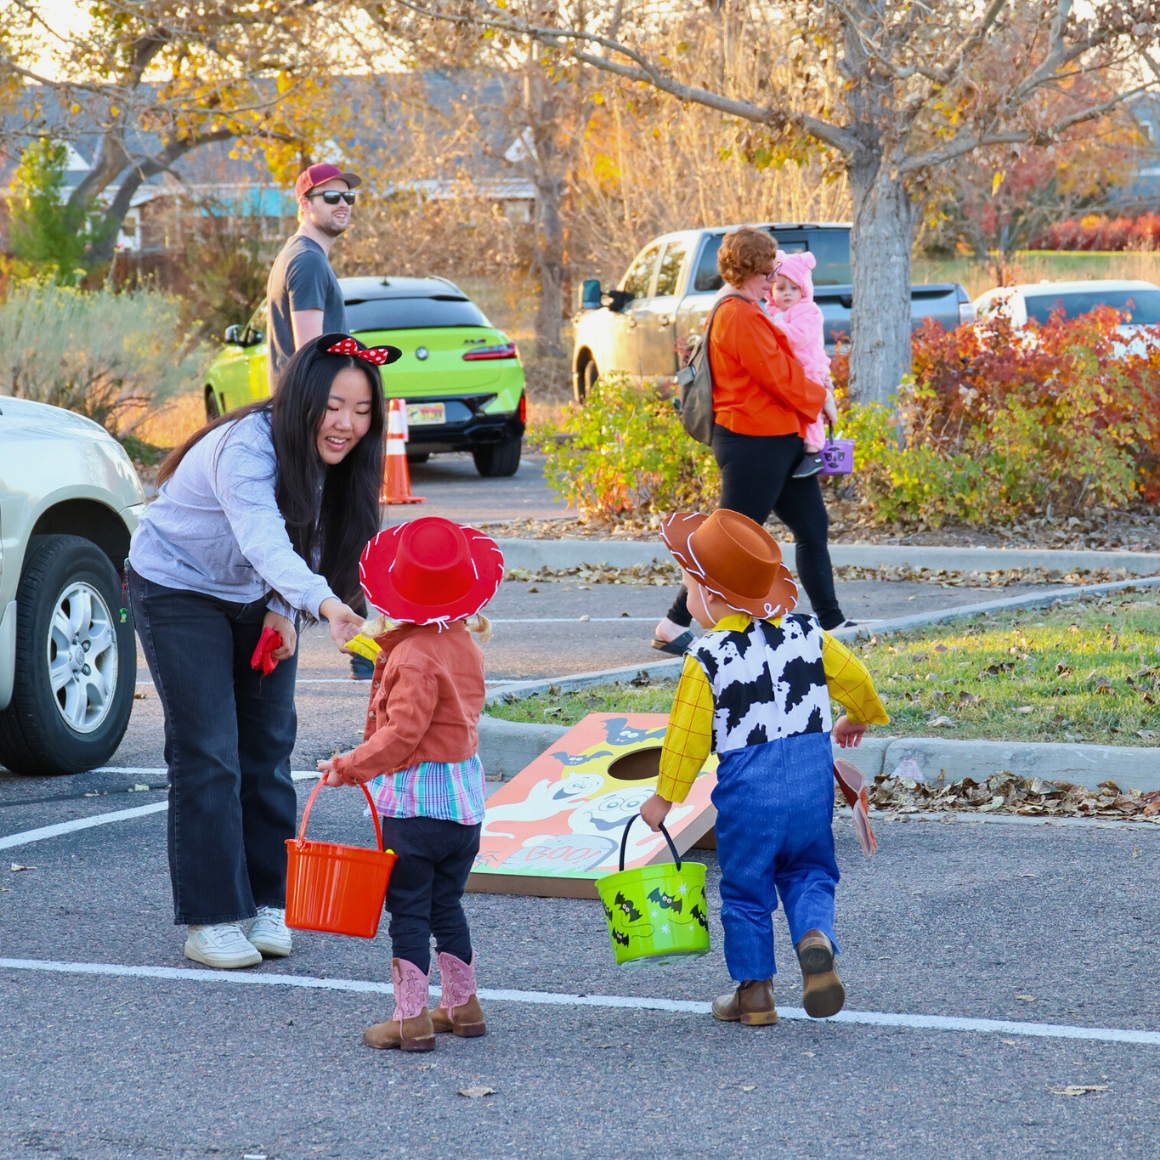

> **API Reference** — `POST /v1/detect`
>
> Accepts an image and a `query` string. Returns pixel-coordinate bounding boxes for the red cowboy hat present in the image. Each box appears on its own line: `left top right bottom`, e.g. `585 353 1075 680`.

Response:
661 509 797 619
359 517 504 625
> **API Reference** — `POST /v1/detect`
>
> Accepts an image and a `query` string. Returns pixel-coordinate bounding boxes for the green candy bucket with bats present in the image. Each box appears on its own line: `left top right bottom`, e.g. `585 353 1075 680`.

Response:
597 814 710 967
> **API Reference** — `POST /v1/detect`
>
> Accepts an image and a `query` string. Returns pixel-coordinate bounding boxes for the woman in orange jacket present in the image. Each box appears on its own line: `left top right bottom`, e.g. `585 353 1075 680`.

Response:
653 227 853 654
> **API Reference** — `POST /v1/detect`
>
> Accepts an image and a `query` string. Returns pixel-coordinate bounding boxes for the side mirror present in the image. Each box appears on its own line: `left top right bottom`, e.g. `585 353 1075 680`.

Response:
580 278 602 310
224 324 243 344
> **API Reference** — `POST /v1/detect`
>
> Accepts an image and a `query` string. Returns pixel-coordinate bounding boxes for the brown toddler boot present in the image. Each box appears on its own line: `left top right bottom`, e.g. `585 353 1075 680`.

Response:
430 950 486 1038
364 958 436 1051
711 978 778 1026
796 929 846 1018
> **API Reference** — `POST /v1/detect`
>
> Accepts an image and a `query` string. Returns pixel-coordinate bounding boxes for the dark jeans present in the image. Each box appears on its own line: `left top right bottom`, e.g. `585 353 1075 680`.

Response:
667 426 845 630
128 567 298 926
381 815 481 973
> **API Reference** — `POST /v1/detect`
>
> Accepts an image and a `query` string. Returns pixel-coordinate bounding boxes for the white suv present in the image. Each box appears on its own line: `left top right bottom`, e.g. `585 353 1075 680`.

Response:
0 398 146 775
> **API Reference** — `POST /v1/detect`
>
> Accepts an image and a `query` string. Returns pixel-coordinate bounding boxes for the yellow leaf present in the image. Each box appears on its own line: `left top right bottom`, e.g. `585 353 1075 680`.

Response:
991 171 1004 196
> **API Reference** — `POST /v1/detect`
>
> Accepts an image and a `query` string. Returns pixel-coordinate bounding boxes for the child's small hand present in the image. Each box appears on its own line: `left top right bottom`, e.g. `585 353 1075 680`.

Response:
317 756 353 786
640 793 673 832
833 715 867 748
822 391 838 425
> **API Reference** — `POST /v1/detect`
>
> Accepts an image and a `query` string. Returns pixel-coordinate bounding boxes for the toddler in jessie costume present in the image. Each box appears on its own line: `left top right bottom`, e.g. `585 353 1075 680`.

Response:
640 509 889 1025
318 516 503 1052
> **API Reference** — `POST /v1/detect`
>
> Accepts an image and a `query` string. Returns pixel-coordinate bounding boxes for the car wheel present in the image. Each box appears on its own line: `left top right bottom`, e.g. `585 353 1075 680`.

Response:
576 357 599 403
0 535 136 776
407 452 430 465
472 437 522 478
205 388 221 421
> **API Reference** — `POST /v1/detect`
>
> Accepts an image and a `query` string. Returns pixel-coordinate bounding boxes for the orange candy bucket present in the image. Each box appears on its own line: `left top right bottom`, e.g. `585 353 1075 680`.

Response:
285 781 397 939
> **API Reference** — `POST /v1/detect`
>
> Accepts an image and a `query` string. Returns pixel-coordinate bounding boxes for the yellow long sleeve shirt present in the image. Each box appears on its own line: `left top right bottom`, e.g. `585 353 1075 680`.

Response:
656 613 889 803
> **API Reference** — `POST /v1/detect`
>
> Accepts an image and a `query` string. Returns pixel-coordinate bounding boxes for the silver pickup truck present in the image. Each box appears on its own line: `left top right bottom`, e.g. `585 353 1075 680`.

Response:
0 397 146 775
572 223 975 400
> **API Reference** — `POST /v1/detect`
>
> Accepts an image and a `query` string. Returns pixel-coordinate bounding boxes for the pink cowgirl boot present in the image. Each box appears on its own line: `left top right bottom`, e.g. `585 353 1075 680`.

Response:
364 958 436 1052
430 951 486 1038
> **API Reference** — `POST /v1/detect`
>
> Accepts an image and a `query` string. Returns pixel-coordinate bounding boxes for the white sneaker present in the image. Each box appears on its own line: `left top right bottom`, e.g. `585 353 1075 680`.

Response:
248 906 292 958
184 923 262 969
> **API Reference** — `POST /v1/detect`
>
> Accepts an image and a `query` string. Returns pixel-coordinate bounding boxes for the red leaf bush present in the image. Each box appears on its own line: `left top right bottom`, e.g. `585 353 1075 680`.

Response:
1030 214 1160 252
832 308 1160 525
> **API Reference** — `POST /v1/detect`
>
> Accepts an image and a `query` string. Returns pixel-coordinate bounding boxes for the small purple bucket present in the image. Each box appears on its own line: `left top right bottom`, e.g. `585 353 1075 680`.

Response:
818 424 855 476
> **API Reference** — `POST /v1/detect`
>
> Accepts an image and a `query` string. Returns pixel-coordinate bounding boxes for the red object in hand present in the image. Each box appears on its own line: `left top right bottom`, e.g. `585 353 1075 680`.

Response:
251 627 283 675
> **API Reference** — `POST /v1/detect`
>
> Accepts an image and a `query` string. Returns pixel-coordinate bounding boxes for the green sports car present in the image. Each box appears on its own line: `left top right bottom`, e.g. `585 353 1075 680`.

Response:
205 275 527 477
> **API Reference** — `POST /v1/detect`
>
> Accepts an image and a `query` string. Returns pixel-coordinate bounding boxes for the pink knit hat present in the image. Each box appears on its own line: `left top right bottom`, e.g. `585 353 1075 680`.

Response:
775 250 816 301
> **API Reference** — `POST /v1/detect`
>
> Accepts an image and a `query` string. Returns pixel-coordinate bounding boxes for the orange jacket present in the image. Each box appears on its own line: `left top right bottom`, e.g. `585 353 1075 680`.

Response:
709 297 828 437
333 621 486 783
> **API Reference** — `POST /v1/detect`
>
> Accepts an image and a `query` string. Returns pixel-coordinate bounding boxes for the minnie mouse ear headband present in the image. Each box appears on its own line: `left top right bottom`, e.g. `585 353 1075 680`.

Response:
661 509 797 619
359 516 504 627
317 332 403 367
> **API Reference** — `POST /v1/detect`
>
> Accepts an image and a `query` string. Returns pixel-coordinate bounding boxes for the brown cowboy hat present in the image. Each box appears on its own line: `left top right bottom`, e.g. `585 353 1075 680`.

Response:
661 509 797 619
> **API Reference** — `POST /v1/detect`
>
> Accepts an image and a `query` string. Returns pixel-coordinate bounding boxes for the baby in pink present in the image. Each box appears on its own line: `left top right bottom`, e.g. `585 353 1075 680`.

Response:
765 250 837 478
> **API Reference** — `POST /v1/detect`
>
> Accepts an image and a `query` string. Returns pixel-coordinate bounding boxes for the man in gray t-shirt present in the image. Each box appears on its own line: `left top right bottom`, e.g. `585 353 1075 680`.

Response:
266 162 361 388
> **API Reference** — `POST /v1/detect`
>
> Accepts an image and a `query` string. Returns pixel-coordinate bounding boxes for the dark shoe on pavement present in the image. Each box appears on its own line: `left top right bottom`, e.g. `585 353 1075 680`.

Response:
711 978 778 1025
796 929 846 1018
651 629 694 656
792 452 825 479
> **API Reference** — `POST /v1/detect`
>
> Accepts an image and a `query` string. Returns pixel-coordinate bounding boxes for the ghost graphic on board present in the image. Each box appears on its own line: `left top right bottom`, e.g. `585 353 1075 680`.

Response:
479 773 604 841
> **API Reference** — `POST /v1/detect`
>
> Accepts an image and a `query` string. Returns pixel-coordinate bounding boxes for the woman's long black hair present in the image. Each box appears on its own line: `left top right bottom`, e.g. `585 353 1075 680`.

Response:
159 338 385 605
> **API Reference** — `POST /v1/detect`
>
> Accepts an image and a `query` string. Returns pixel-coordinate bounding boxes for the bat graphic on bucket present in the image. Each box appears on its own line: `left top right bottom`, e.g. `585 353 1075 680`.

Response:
596 814 710 967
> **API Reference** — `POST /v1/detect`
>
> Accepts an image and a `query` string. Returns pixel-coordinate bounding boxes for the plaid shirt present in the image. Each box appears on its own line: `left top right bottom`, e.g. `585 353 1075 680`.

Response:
364 755 486 826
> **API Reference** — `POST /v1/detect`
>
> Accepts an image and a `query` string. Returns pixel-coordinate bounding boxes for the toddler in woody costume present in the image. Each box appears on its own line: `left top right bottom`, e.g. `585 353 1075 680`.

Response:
319 516 503 1052
640 509 888 1025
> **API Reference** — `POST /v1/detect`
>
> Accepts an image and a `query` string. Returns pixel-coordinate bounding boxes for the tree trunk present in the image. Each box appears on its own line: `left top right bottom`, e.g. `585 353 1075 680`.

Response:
532 160 566 359
847 155 915 406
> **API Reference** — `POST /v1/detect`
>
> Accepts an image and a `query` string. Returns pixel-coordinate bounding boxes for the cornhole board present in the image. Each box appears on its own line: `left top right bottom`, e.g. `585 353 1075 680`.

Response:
468 713 718 900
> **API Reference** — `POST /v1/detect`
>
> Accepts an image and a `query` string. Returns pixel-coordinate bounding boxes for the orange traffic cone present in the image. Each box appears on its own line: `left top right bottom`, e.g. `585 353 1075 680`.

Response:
380 397 425 505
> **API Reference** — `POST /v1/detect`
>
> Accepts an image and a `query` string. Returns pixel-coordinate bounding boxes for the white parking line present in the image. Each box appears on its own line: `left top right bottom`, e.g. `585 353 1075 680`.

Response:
0 956 1157 1047
0 802 169 850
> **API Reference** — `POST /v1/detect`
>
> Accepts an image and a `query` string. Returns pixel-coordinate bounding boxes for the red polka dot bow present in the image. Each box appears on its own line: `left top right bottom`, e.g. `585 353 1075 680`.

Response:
322 334 402 366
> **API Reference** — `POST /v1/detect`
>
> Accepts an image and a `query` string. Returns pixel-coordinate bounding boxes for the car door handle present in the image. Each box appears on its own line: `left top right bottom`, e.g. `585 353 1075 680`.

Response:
626 318 637 330
657 315 672 327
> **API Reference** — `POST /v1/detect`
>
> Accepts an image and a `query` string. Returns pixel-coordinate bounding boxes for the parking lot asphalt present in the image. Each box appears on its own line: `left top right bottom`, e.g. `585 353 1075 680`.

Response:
398 452 570 523
1 773 1157 1160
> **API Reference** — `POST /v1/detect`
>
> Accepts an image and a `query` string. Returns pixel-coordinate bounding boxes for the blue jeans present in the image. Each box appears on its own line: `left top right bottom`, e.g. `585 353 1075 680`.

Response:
129 567 299 926
712 730 840 981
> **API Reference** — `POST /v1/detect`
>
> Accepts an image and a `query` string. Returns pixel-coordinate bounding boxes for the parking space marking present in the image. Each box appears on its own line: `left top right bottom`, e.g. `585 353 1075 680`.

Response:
1 956 1157 1047
0 802 169 850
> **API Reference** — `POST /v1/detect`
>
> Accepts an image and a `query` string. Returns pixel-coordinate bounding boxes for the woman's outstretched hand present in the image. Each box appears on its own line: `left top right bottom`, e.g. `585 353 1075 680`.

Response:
319 598 365 650
262 611 297 661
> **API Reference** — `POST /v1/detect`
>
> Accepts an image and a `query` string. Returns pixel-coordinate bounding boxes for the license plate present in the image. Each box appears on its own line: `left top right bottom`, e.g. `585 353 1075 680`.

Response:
407 402 445 426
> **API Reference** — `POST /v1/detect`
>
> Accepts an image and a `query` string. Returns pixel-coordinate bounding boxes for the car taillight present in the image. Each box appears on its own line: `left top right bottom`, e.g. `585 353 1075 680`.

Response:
958 301 977 325
462 341 519 361
519 393 527 424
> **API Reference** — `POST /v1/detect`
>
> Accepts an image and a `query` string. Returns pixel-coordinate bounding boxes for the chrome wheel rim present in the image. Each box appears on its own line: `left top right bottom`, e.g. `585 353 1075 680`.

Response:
47 581 118 735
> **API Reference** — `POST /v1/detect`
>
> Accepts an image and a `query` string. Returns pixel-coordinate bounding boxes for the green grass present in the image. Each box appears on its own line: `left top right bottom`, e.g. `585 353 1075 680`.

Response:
488 591 1160 746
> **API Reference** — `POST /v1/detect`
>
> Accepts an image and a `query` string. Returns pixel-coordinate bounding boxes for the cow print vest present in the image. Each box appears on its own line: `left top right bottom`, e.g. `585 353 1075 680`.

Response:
688 613 831 753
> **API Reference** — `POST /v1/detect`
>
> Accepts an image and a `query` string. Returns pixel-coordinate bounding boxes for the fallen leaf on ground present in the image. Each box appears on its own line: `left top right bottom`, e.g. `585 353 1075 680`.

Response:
1014 705 1034 714
458 1085 496 1099
740 1085 756 1092
1000 1039 1019 1046
579 614 590 622
9 864 33 872
1049 1084 1109 1097
929 715 956 728
1015 994 1037 1002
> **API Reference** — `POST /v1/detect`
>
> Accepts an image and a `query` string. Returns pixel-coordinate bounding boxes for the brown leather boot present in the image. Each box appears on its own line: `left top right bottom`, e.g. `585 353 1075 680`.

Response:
364 958 436 1051
430 951 486 1038
711 978 778 1025
796 929 846 1018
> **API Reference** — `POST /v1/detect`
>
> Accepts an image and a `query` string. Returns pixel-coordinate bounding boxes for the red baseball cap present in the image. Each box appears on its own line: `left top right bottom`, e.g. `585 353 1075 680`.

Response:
295 162 362 200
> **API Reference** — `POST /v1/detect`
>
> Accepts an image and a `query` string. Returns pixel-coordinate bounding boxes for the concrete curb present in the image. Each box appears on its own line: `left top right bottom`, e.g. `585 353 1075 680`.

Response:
497 537 1160 576
478 718 1158 792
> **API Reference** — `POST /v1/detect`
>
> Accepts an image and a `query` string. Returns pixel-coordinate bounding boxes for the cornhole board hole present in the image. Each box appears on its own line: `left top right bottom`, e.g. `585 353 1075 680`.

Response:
468 713 718 900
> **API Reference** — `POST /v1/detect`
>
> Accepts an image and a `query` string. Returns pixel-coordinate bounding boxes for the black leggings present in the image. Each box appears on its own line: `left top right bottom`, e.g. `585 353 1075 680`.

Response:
666 426 844 630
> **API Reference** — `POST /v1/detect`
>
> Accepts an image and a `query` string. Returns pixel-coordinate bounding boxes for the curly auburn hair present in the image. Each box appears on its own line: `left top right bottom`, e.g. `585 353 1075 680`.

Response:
717 227 778 287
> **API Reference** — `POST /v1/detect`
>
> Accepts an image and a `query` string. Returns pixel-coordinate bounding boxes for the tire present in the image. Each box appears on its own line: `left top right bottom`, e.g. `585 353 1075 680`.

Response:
472 436 522 478
406 451 430 465
0 536 136 776
205 388 221 421
575 357 599 403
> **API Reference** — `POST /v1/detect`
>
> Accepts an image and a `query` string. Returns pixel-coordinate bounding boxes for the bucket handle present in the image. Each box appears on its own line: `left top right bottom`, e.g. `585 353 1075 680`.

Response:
619 813 681 873
297 779 384 852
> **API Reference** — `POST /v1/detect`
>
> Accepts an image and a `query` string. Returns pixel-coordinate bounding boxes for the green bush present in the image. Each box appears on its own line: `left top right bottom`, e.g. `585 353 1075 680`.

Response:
0 280 206 436
544 374 719 516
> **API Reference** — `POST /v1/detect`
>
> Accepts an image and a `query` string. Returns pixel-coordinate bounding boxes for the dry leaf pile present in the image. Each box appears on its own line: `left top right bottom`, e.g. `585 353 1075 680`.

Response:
860 771 1160 821
505 561 679 586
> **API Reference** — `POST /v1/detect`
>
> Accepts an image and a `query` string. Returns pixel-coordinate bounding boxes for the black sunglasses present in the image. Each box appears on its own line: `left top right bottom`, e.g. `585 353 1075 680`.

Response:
306 190 356 206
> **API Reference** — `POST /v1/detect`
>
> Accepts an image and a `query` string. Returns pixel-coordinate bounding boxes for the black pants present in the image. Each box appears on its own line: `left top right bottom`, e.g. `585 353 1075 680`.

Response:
128 568 299 926
667 426 844 630
381 815 481 973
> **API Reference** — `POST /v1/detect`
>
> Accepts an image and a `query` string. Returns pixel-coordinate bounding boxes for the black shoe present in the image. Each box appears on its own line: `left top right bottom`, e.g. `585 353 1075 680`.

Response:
793 452 825 479
651 629 694 656
350 654 375 680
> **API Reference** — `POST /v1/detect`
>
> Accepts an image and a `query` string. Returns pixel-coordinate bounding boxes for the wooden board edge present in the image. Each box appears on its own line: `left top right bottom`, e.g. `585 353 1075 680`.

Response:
466 871 599 900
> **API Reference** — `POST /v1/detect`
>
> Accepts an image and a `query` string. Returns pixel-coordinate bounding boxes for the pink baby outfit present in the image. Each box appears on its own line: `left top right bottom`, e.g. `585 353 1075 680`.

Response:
767 250 831 451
